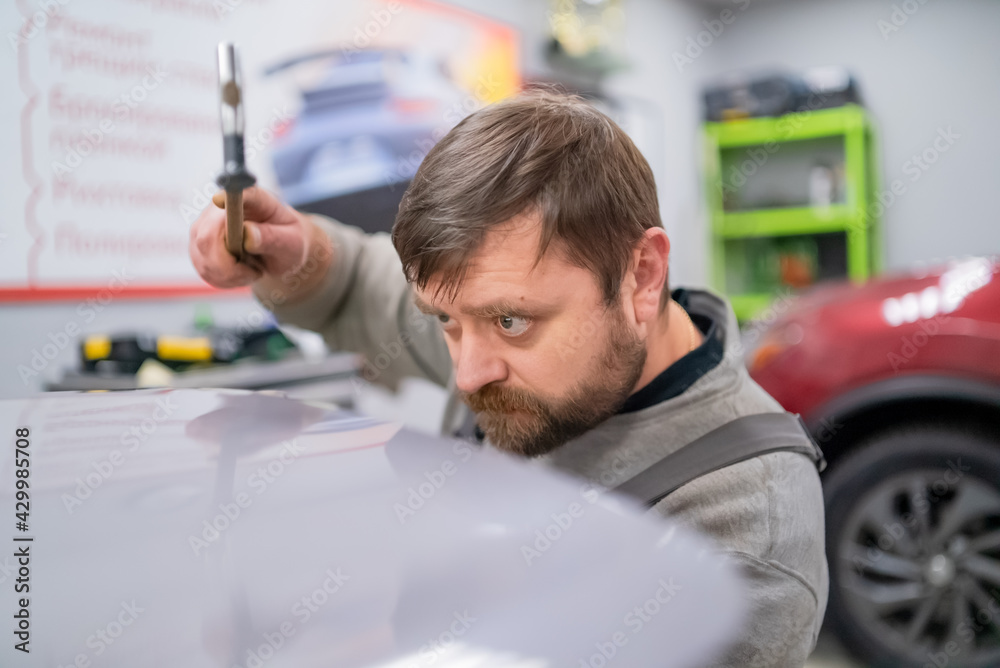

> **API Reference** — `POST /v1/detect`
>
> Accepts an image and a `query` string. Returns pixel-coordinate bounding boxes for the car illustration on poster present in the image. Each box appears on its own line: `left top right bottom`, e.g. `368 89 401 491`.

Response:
265 49 467 234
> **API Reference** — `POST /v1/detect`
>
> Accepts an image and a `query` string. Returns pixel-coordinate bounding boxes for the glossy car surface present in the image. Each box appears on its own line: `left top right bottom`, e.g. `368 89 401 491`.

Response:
749 256 998 423
0 388 744 667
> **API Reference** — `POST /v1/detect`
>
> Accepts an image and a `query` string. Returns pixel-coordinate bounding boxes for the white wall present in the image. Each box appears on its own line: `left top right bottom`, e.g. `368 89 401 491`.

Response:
606 0 711 288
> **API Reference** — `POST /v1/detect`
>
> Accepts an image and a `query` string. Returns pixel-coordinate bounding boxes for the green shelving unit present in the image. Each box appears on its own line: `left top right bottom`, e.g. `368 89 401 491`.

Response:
704 104 882 321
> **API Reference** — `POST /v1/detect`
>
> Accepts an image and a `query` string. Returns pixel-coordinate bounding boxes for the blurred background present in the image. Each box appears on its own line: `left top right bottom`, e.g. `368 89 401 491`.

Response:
2 1 999 666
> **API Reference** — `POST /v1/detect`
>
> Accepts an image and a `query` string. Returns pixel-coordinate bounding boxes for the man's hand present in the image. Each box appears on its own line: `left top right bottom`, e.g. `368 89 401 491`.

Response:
189 187 332 304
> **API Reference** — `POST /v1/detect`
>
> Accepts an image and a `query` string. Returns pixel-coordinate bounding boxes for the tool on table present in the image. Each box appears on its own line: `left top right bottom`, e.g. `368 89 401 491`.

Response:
216 42 257 261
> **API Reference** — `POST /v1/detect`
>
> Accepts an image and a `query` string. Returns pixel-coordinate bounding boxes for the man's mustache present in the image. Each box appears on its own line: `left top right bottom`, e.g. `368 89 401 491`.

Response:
461 384 547 416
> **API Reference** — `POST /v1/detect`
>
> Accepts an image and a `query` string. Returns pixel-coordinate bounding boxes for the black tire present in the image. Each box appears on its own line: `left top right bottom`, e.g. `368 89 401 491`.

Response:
823 426 1000 668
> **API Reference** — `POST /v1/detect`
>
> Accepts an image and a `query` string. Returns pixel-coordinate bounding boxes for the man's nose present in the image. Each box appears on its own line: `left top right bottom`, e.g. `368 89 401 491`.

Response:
453 332 507 395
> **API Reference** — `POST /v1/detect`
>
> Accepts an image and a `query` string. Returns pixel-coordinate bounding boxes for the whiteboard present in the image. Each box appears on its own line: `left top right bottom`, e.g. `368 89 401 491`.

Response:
0 0 518 301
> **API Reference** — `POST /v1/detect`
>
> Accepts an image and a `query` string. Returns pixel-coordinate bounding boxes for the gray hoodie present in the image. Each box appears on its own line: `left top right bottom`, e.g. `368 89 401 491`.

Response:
263 215 829 667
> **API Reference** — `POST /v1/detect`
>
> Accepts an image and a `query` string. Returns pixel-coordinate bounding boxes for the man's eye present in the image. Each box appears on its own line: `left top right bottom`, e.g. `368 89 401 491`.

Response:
437 314 452 325
497 315 530 336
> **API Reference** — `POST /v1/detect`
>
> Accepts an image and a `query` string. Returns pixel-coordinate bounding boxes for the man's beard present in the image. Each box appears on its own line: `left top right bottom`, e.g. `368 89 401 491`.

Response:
460 305 647 458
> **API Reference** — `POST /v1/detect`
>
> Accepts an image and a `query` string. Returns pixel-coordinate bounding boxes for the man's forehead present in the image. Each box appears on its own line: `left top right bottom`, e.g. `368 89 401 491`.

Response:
476 212 545 256
412 215 582 311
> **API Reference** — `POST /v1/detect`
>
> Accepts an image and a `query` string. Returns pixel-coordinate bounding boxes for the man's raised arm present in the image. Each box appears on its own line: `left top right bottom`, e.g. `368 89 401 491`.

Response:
188 187 451 389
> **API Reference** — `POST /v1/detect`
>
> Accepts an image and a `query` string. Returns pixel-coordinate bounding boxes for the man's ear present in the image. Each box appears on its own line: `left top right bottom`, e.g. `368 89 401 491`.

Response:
630 228 671 324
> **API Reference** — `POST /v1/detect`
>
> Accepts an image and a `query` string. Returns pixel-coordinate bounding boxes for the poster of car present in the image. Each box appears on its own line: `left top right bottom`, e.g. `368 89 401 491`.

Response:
0 0 519 301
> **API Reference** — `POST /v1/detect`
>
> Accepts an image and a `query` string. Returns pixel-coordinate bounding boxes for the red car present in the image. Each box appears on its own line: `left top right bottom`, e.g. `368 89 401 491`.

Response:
747 256 1000 668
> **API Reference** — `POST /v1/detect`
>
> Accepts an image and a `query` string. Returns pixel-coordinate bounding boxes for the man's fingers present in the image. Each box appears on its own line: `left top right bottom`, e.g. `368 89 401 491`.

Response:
189 206 263 288
241 186 286 224
205 259 261 288
190 188 307 289
249 220 305 264
242 221 264 254
193 230 262 288
206 229 262 285
211 188 288 227
240 253 267 274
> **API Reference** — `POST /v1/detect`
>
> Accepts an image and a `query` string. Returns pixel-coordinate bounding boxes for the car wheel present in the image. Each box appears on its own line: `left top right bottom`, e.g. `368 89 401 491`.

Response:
823 426 1000 668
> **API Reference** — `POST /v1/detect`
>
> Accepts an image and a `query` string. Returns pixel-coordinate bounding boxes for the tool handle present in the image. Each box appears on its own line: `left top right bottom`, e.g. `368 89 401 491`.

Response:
225 190 244 259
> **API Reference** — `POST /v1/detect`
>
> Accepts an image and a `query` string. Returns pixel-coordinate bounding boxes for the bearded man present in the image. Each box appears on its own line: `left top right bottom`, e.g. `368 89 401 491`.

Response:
190 91 828 667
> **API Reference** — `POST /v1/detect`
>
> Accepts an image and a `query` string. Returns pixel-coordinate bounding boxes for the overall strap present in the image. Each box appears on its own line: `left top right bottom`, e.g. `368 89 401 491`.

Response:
614 413 826 508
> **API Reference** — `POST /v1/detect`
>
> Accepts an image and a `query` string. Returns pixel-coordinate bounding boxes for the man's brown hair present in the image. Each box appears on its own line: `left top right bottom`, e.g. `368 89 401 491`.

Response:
392 90 667 307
